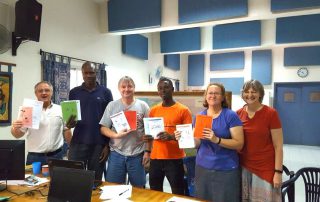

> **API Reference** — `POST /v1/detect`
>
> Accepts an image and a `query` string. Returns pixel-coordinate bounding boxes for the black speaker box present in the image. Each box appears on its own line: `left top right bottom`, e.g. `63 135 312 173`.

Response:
15 0 42 42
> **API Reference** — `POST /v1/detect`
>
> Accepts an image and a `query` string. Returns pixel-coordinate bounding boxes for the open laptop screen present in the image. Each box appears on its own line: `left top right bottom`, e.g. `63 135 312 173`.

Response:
48 167 95 202
47 159 85 177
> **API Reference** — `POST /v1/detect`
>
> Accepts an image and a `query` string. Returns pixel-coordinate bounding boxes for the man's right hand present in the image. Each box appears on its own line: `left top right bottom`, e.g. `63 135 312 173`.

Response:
12 120 23 130
66 115 77 129
142 135 154 142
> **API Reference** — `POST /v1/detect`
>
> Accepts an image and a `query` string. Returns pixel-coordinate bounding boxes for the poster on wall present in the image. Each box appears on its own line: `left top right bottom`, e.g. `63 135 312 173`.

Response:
0 72 12 126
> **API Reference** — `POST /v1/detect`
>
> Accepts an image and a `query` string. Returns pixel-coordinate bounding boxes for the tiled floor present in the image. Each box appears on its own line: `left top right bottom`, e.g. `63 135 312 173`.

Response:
145 145 320 201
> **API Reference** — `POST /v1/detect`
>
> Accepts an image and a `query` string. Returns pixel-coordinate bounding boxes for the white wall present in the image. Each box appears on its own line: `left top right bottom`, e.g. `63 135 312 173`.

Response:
0 0 181 140
1 0 320 140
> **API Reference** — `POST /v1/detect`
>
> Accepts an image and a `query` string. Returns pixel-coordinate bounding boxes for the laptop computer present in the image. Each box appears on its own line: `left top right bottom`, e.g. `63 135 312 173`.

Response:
48 167 95 202
47 159 85 177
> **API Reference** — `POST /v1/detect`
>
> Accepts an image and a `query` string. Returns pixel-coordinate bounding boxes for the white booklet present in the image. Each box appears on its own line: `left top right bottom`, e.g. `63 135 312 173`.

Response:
143 117 164 139
176 124 195 148
20 98 44 129
110 111 131 133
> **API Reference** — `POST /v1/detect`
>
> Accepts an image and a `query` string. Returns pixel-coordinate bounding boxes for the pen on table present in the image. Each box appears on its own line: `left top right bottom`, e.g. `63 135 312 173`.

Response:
119 189 129 196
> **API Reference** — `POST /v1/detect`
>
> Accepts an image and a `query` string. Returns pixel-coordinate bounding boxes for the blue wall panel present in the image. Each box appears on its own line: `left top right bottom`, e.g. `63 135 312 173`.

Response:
160 28 201 53
213 21 261 49
210 52 244 71
284 46 320 66
179 0 248 24
210 77 244 95
276 14 320 44
188 54 204 86
108 0 161 32
122 35 148 60
164 54 180 71
251 50 272 85
271 0 320 12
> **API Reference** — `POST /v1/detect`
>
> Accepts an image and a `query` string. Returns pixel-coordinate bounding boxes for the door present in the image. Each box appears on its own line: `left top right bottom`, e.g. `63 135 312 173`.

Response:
274 82 320 146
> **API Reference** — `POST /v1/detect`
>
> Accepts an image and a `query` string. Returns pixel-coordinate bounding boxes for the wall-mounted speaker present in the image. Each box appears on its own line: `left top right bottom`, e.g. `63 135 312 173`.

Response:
12 0 42 56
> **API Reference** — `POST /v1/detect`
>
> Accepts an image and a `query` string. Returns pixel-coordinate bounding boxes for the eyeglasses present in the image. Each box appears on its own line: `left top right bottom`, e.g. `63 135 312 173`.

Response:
208 92 222 96
36 89 51 93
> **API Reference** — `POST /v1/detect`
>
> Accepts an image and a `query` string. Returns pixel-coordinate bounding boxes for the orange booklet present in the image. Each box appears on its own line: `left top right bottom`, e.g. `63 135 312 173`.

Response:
194 115 213 138
124 110 137 130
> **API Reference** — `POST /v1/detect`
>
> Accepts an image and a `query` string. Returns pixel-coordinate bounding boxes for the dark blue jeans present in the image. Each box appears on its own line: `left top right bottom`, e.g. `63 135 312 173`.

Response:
149 159 185 195
26 149 63 165
68 143 105 180
106 151 146 187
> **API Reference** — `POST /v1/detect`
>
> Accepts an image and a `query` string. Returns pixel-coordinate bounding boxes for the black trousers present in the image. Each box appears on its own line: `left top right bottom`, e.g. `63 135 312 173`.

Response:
149 159 185 195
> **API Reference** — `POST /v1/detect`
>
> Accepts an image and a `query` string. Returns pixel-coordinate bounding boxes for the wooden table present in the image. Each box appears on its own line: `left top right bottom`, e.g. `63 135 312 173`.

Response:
0 182 204 202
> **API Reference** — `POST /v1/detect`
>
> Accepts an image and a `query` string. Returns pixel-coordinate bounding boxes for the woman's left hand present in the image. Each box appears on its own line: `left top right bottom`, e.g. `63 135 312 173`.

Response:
273 172 282 189
203 128 219 143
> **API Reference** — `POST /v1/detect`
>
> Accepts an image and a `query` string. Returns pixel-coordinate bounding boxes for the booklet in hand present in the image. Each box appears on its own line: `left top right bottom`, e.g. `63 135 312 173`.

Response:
110 111 131 133
176 124 195 149
18 106 33 128
61 100 81 123
143 117 164 139
194 115 213 138
124 110 137 130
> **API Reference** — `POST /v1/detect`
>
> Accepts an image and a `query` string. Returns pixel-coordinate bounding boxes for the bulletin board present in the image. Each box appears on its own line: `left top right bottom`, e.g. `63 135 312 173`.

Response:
135 91 232 118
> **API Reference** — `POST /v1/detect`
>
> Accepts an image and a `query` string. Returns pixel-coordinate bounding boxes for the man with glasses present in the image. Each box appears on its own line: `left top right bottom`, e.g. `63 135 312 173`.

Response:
11 81 69 165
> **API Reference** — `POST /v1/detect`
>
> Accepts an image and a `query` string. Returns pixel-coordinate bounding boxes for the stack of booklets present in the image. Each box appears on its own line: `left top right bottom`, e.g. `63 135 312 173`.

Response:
143 117 164 139
193 115 213 138
110 110 137 133
61 100 81 123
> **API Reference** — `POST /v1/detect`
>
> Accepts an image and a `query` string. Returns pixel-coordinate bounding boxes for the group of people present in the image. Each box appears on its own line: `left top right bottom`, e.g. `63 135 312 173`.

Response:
10 61 283 202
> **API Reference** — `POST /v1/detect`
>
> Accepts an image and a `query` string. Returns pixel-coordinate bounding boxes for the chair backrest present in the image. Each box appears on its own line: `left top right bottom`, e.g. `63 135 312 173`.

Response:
183 156 196 197
282 165 295 202
282 167 320 202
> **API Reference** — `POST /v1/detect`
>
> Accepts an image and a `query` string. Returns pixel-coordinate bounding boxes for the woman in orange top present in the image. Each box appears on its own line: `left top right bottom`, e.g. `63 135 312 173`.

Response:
237 80 283 202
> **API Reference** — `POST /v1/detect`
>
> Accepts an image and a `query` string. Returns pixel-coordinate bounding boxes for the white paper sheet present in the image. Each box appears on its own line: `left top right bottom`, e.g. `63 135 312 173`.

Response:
143 117 164 139
22 98 43 129
176 124 195 149
110 111 131 133
99 185 132 200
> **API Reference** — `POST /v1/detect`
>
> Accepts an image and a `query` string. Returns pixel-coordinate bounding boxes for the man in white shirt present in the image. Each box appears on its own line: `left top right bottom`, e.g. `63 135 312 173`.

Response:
11 81 70 165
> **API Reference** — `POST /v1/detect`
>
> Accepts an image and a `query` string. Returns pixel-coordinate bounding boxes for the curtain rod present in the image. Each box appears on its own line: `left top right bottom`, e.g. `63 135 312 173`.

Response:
39 49 105 66
0 61 16 66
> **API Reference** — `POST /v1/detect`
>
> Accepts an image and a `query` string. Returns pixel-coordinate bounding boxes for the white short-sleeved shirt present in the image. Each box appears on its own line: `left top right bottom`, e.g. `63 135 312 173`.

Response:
21 103 64 153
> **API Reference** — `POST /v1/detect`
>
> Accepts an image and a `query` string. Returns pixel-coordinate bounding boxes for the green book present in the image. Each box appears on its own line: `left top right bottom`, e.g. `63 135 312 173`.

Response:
61 100 81 122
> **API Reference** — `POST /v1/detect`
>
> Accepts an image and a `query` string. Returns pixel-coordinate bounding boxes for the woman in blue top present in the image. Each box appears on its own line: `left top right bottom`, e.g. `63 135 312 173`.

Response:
176 83 244 202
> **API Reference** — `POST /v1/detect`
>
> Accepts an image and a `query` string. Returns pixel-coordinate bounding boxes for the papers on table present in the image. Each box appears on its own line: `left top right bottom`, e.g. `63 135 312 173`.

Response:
143 117 164 139
99 185 132 200
194 115 213 138
110 111 131 133
166 196 201 202
18 98 43 129
176 124 195 149
0 174 48 186
61 100 81 122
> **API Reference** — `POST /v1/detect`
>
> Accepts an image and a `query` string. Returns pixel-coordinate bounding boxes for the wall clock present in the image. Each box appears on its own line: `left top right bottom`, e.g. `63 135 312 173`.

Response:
297 67 309 78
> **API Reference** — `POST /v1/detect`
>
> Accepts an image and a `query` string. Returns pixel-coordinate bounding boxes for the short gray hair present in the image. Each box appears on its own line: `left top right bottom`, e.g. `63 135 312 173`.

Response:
118 76 135 88
34 81 53 92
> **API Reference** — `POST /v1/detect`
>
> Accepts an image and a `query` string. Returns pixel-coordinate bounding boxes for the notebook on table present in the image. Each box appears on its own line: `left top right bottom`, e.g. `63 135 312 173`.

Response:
48 167 95 202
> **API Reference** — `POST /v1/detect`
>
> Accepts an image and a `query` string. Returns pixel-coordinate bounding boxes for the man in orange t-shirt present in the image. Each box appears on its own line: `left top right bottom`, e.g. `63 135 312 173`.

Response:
145 77 192 195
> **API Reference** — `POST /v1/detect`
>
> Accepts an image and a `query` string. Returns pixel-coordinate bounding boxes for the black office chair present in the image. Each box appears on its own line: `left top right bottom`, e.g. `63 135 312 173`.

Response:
282 165 295 202
282 167 320 202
